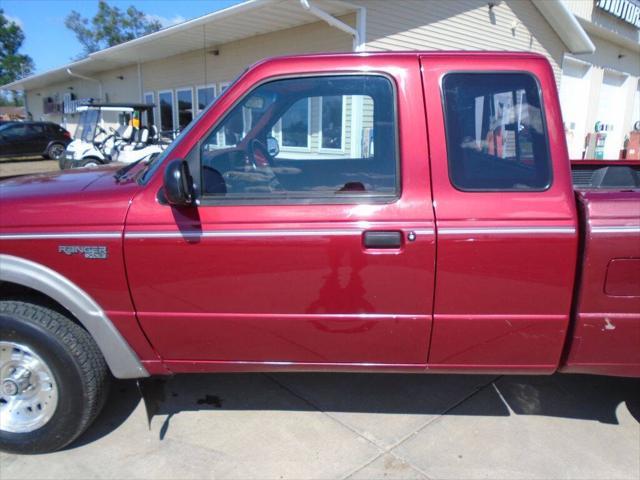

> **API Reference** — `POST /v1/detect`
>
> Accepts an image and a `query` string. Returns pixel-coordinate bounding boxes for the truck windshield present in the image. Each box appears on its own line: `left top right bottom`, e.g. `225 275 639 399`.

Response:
74 109 99 142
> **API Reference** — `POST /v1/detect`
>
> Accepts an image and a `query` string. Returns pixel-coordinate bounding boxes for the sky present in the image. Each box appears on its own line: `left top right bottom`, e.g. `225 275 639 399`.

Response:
3 0 244 74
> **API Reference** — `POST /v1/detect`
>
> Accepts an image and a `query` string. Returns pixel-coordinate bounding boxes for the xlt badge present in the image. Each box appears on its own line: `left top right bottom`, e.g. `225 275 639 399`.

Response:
58 245 108 259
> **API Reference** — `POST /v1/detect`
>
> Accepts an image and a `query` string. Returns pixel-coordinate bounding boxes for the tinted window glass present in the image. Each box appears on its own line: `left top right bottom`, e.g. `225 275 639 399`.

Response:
29 124 45 135
6 125 29 138
197 86 215 112
144 93 155 125
321 96 343 149
200 75 396 201
280 98 309 148
159 91 174 134
443 73 551 191
177 89 193 130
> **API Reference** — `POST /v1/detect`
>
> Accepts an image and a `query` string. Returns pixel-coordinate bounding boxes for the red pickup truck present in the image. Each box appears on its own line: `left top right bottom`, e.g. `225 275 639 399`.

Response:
1 52 639 454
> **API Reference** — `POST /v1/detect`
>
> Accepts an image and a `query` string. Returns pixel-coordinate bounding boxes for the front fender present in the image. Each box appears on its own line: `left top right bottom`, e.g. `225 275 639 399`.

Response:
0 254 149 379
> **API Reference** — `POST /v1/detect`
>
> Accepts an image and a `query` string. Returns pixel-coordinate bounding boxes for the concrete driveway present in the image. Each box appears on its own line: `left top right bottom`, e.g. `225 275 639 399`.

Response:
1 373 638 479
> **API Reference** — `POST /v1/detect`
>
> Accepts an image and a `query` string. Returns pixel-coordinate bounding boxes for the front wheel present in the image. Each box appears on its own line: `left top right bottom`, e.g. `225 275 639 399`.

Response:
0 301 110 454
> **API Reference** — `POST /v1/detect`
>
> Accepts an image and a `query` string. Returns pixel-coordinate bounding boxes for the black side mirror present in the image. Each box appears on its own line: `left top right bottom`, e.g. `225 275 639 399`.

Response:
163 159 195 206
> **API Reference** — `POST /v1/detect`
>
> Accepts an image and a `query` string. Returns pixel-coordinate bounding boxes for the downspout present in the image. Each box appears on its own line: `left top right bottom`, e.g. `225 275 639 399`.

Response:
299 0 365 52
66 68 103 100
531 0 595 54
137 62 143 102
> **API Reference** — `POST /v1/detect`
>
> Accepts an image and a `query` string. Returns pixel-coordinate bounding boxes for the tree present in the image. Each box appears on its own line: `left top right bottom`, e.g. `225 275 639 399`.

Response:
65 1 162 58
0 9 34 87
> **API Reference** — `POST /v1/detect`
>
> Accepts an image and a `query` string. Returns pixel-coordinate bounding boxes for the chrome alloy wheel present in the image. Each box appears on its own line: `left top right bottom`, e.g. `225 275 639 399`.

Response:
0 341 59 433
49 144 66 160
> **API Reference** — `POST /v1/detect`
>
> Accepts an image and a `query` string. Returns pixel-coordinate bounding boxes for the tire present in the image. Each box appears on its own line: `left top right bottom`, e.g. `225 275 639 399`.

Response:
0 301 110 454
58 156 70 170
45 143 66 161
79 158 102 168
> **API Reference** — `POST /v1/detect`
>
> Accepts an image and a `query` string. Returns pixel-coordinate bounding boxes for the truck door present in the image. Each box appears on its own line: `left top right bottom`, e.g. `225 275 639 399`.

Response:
421 54 579 373
124 57 436 370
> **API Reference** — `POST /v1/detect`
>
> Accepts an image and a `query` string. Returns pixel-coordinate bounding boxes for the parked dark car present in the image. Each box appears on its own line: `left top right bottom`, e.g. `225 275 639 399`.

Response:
0 121 71 160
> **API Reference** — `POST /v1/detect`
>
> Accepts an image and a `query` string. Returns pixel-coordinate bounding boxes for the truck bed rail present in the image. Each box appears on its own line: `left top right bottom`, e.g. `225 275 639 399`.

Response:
571 160 640 189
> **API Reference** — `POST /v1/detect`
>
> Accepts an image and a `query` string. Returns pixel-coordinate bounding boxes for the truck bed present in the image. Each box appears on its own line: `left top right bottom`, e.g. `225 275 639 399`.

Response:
562 190 640 377
571 160 640 189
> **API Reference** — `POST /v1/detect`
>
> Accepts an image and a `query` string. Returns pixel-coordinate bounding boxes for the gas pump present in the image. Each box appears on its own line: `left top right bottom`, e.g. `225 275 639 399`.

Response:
622 121 640 160
584 121 608 159
594 122 608 160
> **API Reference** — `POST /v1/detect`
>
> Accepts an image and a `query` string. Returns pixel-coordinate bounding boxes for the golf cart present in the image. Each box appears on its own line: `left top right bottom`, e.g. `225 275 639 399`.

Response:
60 102 167 169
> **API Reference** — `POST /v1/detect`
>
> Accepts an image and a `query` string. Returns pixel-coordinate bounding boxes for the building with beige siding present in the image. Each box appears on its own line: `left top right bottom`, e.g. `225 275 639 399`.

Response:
3 0 639 159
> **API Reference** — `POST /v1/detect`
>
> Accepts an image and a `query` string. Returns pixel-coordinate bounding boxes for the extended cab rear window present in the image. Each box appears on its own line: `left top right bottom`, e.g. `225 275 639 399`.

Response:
198 75 398 203
442 73 552 191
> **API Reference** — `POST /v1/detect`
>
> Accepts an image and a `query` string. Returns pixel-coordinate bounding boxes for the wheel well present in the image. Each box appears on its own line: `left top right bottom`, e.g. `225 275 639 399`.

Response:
0 254 148 378
0 281 85 331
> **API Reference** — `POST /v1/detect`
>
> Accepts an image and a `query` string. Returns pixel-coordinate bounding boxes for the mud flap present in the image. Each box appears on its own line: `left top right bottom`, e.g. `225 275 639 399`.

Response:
136 378 168 428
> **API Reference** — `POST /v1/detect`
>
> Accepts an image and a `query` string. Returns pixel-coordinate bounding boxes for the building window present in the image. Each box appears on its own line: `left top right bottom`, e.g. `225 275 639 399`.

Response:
280 98 310 149
442 72 552 191
144 91 155 126
320 96 345 150
196 85 216 113
158 90 174 134
176 88 194 131
199 74 397 202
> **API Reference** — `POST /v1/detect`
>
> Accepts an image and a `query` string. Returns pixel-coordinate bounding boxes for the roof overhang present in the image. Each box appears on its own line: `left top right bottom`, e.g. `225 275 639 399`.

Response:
4 0 598 92
577 16 640 53
532 0 596 54
2 0 357 91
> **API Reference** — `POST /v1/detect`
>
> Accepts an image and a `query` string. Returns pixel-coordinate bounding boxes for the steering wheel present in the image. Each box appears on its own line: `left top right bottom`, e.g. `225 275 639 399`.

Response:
248 138 274 169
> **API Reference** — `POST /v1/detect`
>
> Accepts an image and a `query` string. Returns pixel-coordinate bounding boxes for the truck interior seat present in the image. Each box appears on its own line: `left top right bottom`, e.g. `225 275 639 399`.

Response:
202 166 227 195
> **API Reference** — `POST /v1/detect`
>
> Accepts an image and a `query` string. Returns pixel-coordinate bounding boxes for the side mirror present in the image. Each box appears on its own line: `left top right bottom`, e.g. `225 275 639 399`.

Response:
266 136 279 157
163 159 195 206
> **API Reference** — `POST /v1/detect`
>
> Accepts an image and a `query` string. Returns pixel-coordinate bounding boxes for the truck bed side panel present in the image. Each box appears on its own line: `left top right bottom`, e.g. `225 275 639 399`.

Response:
562 191 640 377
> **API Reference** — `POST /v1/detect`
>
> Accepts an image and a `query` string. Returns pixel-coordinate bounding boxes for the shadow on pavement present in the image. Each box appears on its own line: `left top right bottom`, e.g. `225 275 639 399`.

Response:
69 372 639 449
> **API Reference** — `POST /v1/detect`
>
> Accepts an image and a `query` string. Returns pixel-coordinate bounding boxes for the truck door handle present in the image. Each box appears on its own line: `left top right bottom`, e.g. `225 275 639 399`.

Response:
363 231 403 249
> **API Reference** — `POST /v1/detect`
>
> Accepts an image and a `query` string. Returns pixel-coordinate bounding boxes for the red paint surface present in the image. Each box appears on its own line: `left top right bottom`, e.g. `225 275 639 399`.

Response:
420 53 578 371
1 52 638 377
562 192 640 377
125 54 436 365
0 167 159 361
605 259 640 297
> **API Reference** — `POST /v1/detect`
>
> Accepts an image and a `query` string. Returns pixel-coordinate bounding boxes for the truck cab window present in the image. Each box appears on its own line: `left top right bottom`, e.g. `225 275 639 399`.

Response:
443 73 552 191
199 75 397 202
